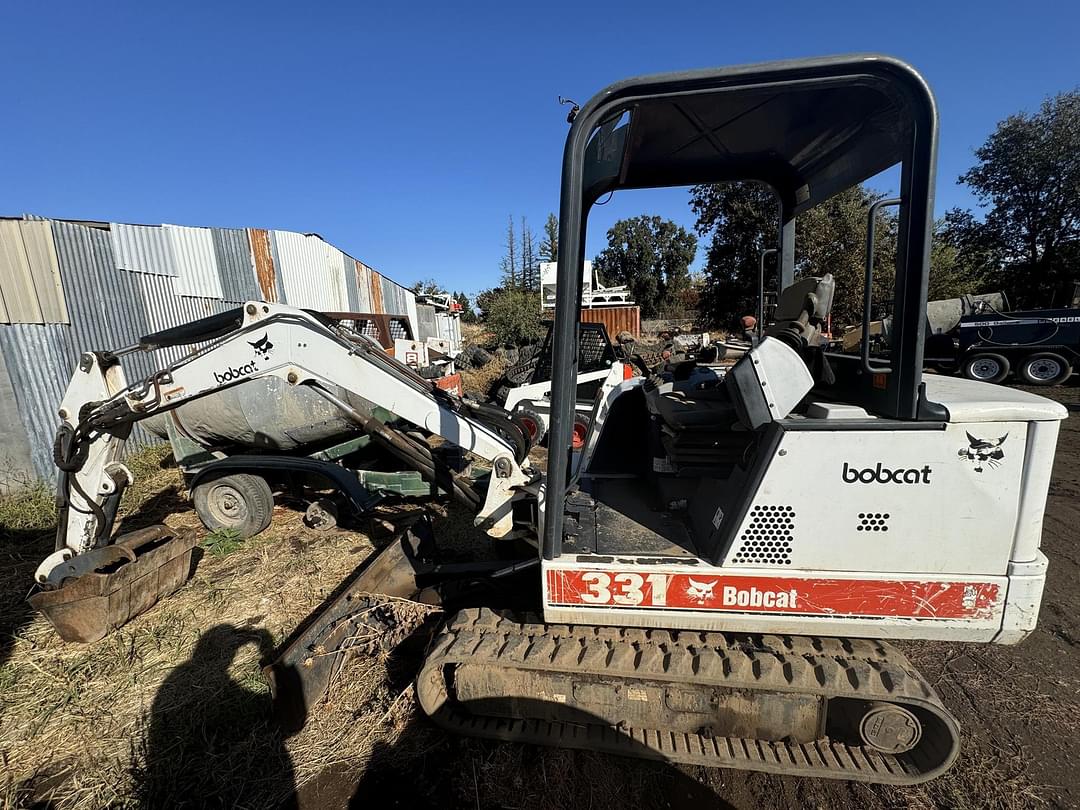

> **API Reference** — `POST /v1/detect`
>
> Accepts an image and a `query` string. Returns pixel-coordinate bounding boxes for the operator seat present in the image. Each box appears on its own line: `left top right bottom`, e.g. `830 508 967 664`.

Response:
646 338 814 431
645 275 832 432
765 274 834 350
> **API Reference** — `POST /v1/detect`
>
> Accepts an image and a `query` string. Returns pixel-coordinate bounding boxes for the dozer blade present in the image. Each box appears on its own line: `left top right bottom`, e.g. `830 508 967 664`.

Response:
29 525 198 643
417 608 961 785
265 522 434 725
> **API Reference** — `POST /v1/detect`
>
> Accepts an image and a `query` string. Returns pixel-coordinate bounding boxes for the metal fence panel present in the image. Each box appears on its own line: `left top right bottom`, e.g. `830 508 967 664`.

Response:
271 230 346 311
343 253 360 311
1 217 418 483
0 220 68 324
168 225 224 298
213 228 260 302
248 228 282 302
111 223 179 276
0 324 76 478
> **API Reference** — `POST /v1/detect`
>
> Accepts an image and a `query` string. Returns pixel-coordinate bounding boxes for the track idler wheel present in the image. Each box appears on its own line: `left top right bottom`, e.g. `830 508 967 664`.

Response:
858 702 923 754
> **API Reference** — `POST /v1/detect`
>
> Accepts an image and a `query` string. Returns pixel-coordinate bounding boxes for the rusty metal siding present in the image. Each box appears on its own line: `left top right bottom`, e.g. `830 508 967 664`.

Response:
0 345 37 490
0 220 69 324
2 217 415 482
271 231 353 311
343 253 360 311
49 220 159 450
576 305 641 338
213 228 260 302
111 223 179 276
51 220 150 360
248 228 281 302
0 324 77 478
369 269 385 313
168 225 224 298
380 275 407 316
354 260 372 312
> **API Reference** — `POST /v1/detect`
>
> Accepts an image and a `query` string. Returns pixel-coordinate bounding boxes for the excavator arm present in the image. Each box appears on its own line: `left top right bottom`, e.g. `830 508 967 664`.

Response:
35 301 533 587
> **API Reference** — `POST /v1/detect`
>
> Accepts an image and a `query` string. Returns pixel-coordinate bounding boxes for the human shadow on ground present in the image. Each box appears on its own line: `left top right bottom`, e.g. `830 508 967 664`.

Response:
132 623 303 809
343 700 739 810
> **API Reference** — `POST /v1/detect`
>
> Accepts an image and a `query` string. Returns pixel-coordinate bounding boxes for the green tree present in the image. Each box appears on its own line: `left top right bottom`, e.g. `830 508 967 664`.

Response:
411 278 446 295
520 216 539 291
926 211 998 302
690 183 899 327
499 215 518 289
540 213 559 262
499 215 540 291
958 89 1080 307
484 288 542 345
475 288 499 319
592 215 696 319
451 290 477 323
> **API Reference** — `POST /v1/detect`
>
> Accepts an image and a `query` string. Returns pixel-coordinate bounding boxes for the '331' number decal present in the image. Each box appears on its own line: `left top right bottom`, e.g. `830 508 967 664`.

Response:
578 572 670 606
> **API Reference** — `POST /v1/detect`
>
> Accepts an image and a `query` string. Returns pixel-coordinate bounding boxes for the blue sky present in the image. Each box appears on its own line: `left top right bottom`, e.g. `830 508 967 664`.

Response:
2 2 1077 297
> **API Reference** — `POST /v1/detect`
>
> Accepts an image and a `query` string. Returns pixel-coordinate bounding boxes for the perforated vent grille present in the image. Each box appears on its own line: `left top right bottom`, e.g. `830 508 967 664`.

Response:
732 505 794 565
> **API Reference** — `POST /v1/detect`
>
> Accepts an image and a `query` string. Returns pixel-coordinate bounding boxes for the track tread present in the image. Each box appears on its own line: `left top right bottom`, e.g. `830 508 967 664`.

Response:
416 608 960 784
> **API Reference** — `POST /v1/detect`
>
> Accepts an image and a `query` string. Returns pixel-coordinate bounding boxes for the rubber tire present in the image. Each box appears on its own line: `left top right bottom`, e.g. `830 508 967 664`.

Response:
515 405 547 445
192 473 274 539
1017 352 1072 386
571 413 592 451
962 353 1010 384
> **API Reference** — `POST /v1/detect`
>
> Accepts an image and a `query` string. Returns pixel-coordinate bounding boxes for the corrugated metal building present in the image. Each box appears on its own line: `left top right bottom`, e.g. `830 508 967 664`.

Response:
0 215 419 488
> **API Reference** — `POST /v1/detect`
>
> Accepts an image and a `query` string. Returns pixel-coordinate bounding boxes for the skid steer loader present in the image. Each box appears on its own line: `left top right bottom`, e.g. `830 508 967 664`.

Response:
32 54 1067 785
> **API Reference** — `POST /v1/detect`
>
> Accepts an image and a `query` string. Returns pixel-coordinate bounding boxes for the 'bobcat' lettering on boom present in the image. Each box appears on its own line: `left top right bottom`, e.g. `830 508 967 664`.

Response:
842 462 932 484
213 361 258 385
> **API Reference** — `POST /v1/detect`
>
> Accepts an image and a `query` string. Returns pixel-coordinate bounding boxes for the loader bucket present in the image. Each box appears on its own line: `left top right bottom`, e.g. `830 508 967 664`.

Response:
29 525 199 643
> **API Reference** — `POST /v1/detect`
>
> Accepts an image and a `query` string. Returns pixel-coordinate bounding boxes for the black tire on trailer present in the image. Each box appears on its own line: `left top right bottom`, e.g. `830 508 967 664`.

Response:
1017 352 1072 386
192 473 274 539
961 353 1010 384
515 405 547 446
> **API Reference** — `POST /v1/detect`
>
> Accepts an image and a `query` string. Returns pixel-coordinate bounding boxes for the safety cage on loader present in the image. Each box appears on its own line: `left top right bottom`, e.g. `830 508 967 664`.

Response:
544 55 941 561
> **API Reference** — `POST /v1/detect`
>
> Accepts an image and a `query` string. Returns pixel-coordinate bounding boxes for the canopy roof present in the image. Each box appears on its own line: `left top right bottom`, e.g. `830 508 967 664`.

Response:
579 54 932 214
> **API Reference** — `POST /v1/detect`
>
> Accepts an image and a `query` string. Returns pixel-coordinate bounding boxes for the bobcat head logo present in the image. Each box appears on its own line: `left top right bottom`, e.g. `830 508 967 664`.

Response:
958 432 1007 473
249 333 274 361
685 578 717 605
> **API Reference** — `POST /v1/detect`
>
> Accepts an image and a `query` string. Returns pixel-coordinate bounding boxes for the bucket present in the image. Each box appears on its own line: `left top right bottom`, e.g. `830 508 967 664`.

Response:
29 525 199 643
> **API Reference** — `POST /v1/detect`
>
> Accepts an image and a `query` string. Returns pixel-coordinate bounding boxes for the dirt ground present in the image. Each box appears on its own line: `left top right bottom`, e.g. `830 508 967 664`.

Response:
2 382 1078 809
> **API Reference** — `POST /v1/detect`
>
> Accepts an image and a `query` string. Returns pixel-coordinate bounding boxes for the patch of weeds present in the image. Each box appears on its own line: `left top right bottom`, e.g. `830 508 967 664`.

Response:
204 528 244 557
0 662 17 690
0 482 57 540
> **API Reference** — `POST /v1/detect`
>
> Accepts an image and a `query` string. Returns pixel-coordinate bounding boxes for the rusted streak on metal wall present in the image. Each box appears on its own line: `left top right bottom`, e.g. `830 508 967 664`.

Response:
369 269 384 313
248 229 279 302
354 260 372 312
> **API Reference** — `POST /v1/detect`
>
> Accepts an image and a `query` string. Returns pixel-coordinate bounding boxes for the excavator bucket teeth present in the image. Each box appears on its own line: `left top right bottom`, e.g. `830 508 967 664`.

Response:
29 525 198 643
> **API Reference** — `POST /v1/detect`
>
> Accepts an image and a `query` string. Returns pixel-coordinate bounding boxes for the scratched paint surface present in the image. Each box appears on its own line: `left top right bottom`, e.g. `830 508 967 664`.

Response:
546 569 1000 620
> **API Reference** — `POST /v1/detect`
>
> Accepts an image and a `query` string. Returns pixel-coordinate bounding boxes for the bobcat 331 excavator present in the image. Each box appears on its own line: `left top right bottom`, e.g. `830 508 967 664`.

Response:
32 55 1067 785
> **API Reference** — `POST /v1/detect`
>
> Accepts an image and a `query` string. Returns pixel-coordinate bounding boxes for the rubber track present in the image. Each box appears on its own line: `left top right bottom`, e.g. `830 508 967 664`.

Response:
416 608 960 784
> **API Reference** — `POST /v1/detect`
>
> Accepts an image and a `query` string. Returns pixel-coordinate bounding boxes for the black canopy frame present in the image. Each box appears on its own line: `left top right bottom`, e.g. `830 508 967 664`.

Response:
544 54 940 560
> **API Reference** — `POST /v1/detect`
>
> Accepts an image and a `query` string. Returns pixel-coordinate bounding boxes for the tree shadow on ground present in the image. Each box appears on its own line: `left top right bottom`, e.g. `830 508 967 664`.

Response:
132 624 303 809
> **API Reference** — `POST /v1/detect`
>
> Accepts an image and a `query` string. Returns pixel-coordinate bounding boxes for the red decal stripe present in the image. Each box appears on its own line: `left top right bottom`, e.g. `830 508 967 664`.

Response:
545 569 999 620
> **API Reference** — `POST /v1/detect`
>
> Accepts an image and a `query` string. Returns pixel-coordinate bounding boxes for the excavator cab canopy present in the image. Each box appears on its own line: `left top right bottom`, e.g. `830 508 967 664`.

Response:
546 54 940 558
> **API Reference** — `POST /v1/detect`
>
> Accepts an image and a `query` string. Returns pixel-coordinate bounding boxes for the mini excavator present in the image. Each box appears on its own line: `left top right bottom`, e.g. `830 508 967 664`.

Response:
33 55 1068 784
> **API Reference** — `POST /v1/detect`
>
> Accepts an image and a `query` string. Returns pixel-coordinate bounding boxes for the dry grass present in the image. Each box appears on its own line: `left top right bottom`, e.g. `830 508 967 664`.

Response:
459 355 507 401
0 444 412 809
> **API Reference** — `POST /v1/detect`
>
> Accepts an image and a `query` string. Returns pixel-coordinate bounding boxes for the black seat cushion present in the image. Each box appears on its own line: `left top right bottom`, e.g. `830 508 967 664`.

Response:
646 386 738 431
